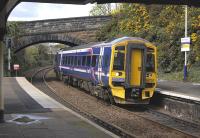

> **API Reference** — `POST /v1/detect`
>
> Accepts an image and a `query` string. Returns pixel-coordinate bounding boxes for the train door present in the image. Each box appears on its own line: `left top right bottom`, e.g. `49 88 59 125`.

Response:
125 43 146 88
97 47 104 85
59 52 63 71
130 49 142 86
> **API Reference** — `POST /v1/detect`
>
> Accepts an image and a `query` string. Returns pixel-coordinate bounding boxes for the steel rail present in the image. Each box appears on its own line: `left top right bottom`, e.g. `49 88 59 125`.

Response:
31 67 136 138
30 67 200 138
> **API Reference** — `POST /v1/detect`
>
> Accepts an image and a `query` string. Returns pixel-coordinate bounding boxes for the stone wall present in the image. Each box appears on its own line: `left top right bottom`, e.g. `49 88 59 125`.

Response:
17 16 112 36
12 16 112 52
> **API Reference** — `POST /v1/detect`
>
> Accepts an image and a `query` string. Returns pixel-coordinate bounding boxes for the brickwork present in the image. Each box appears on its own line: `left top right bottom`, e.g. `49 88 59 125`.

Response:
12 16 111 52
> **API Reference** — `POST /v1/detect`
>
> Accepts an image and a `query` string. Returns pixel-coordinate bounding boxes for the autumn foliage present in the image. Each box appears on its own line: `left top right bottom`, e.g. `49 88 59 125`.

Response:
95 4 200 72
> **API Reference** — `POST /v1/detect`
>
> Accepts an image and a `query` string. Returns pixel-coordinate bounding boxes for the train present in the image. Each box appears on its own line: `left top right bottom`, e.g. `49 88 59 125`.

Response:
54 37 157 104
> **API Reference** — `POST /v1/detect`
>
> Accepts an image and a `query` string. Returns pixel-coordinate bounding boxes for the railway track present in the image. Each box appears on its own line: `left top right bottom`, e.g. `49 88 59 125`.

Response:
31 67 135 138
118 105 200 137
30 67 200 138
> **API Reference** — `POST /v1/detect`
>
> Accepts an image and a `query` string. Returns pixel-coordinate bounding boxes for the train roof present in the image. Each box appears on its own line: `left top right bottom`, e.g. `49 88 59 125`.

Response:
59 37 152 53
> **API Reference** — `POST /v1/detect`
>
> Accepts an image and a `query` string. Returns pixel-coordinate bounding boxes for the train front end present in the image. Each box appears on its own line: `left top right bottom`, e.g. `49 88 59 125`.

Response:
109 38 157 104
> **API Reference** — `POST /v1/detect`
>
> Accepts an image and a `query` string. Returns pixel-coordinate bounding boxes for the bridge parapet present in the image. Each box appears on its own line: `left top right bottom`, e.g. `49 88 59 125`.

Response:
17 16 112 36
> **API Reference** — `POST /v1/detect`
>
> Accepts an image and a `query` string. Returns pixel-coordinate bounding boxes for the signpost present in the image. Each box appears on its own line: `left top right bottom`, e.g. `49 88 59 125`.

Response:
181 37 190 52
13 64 20 77
181 5 190 81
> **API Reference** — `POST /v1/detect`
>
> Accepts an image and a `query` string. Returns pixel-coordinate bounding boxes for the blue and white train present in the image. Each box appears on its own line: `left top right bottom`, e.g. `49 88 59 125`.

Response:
54 37 157 104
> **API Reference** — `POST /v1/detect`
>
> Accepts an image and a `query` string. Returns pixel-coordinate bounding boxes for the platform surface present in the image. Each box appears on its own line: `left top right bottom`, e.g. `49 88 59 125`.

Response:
157 79 200 101
1 77 116 138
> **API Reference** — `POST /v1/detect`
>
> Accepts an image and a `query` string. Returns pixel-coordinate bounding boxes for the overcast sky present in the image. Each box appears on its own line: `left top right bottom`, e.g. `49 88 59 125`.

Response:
8 2 94 21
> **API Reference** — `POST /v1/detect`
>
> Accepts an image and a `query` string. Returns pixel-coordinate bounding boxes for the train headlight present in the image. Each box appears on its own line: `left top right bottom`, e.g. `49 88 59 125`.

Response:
115 72 122 76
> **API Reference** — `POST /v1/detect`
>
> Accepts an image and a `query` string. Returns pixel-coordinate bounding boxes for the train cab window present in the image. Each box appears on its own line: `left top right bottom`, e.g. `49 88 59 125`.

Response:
113 46 125 70
82 56 86 66
86 56 91 67
115 46 125 50
78 56 81 66
92 55 97 67
146 54 155 72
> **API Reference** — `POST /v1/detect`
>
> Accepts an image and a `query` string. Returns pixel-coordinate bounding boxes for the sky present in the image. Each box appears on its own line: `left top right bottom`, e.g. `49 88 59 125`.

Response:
8 2 94 21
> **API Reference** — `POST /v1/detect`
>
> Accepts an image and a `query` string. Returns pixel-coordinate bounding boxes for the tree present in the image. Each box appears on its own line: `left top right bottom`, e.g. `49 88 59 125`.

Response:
96 4 200 72
90 4 111 16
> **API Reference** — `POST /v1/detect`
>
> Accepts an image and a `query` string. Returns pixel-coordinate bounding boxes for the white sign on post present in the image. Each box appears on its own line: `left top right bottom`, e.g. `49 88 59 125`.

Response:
181 37 190 52
13 64 20 70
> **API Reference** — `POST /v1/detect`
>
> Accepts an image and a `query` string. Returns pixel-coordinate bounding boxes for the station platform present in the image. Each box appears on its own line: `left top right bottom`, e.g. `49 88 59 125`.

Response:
157 79 200 102
1 77 116 138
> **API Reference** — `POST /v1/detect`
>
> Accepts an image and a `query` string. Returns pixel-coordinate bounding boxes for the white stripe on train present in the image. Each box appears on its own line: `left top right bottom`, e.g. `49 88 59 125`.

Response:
59 66 109 77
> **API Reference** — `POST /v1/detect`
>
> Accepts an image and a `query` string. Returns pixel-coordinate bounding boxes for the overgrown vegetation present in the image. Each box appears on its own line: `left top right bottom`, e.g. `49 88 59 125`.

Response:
92 4 200 82
5 44 53 76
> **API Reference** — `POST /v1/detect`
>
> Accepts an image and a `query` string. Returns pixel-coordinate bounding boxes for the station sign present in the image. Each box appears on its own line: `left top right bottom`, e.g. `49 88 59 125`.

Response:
181 37 190 52
13 64 20 70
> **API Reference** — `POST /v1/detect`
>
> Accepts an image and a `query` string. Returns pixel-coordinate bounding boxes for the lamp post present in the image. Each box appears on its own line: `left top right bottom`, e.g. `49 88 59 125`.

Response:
184 5 187 80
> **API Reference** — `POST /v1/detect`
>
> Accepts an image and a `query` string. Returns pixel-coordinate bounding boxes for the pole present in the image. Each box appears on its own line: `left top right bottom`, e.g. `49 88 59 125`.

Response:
184 5 188 81
0 41 4 123
8 46 11 77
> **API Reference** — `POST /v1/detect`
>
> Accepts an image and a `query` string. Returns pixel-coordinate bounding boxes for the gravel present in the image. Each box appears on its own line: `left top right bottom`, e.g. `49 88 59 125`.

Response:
46 70 192 138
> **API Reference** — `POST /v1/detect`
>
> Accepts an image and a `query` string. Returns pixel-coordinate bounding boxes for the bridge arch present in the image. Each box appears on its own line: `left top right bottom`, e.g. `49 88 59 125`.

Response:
10 15 112 52
13 33 86 53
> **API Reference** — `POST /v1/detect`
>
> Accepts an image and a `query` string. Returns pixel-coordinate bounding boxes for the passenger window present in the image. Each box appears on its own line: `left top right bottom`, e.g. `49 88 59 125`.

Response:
71 56 74 65
82 56 86 66
92 55 97 67
68 56 70 65
62 56 65 65
86 56 91 67
74 56 77 66
78 56 81 66
65 56 68 65
104 55 109 67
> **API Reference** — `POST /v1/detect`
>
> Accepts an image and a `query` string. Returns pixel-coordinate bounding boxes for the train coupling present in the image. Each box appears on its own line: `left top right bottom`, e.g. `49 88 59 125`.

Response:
131 88 140 98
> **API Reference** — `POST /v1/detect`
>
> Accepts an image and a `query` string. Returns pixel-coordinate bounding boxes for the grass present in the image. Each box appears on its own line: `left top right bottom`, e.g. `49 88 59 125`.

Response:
158 66 200 83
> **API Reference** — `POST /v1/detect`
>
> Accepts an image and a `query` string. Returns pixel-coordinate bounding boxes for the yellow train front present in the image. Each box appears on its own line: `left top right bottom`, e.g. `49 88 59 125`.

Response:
109 37 157 104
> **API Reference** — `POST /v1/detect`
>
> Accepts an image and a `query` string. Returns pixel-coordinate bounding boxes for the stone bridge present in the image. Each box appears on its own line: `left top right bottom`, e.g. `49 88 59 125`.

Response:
12 16 112 53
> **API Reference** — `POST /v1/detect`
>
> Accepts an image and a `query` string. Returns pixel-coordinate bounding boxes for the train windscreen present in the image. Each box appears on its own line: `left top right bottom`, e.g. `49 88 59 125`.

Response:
113 46 125 70
146 54 155 72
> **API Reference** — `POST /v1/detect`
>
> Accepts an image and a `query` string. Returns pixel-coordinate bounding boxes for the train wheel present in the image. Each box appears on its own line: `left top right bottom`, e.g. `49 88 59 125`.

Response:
105 89 115 105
